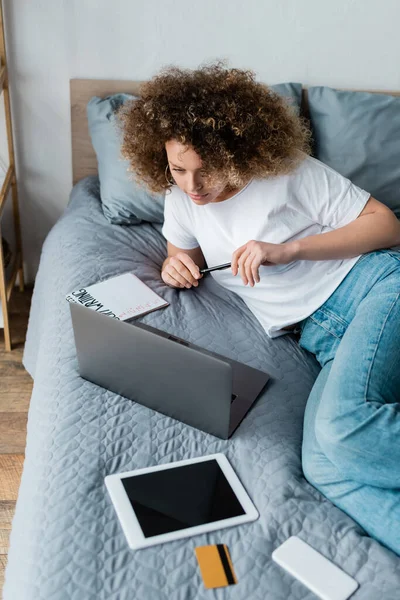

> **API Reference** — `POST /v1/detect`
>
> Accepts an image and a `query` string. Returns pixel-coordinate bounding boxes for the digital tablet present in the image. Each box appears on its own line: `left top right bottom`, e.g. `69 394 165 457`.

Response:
105 453 259 550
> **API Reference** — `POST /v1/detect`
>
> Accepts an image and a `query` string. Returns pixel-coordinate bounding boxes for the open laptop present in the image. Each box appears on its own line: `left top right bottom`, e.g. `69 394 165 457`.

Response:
70 302 270 439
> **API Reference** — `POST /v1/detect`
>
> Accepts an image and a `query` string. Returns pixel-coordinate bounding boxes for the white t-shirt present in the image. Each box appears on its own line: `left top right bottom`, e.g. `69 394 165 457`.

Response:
162 155 370 338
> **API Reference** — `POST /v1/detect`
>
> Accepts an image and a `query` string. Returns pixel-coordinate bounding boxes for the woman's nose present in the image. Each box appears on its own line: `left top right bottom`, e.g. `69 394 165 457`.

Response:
187 174 203 192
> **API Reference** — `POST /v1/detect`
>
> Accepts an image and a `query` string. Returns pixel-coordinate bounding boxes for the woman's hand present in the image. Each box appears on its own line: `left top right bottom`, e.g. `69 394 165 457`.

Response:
231 240 296 286
162 253 203 289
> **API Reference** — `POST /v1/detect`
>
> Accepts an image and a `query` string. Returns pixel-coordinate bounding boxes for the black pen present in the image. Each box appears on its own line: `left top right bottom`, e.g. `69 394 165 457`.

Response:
199 262 232 275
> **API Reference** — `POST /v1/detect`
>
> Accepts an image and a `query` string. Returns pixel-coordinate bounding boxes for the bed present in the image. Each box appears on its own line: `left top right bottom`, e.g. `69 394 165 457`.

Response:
3 79 400 600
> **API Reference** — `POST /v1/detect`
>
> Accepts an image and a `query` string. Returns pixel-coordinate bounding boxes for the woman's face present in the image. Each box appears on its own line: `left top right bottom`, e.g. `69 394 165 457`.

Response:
165 140 228 205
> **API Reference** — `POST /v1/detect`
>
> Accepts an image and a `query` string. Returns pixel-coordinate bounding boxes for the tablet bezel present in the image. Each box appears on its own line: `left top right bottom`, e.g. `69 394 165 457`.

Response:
105 453 259 550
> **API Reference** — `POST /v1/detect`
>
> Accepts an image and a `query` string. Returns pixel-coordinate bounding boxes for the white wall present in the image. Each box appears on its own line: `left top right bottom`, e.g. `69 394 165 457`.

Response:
2 0 400 282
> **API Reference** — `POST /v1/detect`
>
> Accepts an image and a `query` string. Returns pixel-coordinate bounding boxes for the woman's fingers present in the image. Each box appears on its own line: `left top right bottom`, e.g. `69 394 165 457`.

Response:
168 266 193 288
233 241 264 285
237 249 252 285
237 252 261 286
177 254 202 283
231 244 247 276
245 255 260 287
251 256 261 285
162 254 202 289
163 269 186 288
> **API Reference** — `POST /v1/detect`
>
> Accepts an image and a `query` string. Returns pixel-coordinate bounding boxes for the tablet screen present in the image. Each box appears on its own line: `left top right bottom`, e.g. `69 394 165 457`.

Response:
121 458 246 538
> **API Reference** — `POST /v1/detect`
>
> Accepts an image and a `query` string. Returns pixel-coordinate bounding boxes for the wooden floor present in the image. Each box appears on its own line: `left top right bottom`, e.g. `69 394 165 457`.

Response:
0 288 33 596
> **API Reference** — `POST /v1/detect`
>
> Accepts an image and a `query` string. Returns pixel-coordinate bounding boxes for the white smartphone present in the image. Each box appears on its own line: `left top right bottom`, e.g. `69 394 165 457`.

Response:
105 453 259 551
272 536 359 600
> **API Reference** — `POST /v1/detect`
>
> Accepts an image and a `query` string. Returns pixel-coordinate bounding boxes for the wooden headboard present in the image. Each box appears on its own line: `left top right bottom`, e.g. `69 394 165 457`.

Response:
70 79 144 184
70 78 400 185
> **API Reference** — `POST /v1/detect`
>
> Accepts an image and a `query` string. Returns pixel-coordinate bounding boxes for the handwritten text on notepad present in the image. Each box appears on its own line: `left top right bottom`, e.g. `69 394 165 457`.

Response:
118 300 162 319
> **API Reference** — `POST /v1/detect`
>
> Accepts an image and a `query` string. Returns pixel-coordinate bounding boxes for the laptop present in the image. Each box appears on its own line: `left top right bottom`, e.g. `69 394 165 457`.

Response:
70 302 270 439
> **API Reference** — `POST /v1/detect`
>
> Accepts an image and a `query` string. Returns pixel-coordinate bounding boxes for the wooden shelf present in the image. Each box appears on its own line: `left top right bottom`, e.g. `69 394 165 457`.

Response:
6 250 20 301
0 165 13 217
0 249 23 336
0 64 5 92
0 0 25 350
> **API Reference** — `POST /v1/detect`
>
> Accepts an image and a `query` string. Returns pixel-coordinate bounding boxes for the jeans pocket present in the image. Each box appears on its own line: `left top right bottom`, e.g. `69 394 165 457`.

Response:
380 248 400 263
299 306 348 366
308 305 348 339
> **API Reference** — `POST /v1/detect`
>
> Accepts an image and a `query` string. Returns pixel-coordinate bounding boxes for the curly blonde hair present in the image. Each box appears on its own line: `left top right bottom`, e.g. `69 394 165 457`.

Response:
119 62 311 193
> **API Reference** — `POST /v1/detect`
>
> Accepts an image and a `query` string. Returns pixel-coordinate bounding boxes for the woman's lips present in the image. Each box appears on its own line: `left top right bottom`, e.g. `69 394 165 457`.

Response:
189 193 209 200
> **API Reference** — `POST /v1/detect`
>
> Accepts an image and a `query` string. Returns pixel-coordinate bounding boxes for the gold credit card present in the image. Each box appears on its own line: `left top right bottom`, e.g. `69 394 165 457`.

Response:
195 544 238 589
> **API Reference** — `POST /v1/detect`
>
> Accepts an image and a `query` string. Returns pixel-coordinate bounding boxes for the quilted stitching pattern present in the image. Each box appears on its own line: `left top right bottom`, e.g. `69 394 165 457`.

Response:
4 177 400 599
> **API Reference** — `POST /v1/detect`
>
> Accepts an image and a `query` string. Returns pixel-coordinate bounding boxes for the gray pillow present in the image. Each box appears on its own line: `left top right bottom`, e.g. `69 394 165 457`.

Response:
87 94 165 225
271 82 302 114
87 83 303 225
308 86 400 218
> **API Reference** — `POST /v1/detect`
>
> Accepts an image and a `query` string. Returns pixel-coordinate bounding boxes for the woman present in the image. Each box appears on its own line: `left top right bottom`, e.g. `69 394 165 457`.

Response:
121 63 400 554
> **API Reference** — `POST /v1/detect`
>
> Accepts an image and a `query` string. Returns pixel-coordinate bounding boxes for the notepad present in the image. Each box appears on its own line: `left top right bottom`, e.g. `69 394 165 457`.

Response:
66 272 169 321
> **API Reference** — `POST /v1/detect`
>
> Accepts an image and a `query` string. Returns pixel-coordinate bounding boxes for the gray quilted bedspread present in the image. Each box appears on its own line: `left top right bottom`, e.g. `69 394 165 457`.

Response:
4 177 400 599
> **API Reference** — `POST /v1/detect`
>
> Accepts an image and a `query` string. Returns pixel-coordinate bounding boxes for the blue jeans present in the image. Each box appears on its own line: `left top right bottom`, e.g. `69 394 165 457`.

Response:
299 249 400 555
